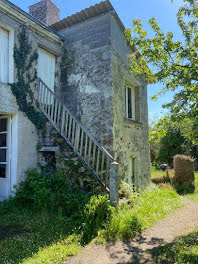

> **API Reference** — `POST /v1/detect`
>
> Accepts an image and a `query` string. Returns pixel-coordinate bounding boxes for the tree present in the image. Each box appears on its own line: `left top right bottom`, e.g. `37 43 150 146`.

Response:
156 126 185 167
126 0 198 142
149 116 198 168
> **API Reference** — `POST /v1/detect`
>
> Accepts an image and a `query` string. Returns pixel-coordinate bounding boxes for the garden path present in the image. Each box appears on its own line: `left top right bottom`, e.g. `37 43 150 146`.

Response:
64 197 198 264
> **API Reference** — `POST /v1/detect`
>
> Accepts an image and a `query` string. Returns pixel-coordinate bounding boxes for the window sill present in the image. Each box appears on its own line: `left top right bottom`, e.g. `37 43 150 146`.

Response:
124 118 142 127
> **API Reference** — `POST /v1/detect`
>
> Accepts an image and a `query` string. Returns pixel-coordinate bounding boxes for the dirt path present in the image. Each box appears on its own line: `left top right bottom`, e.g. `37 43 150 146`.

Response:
65 198 198 264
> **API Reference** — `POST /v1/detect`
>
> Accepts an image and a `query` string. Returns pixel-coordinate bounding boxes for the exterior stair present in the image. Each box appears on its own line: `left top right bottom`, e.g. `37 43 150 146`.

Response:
37 78 115 193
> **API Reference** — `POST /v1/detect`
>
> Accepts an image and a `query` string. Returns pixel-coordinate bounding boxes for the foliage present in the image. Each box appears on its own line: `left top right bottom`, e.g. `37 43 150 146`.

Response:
13 169 91 217
156 126 186 167
151 228 198 263
149 116 198 167
0 171 183 263
82 195 115 243
10 25 46 129
60 47 75 86
126 0 198 139
0 206 82 264
119 180 139 201
100 184 182 241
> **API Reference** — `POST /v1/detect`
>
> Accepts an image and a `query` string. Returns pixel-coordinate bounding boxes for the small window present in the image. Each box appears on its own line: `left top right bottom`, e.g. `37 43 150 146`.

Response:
125 84 136 120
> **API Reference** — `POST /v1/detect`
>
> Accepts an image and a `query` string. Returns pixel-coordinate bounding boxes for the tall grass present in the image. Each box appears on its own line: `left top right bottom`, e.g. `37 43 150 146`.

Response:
0 170 183 263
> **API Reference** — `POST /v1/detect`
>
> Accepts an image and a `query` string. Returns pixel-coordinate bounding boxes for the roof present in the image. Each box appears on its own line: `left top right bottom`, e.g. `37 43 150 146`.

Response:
0 0 62 39
51 0 116 31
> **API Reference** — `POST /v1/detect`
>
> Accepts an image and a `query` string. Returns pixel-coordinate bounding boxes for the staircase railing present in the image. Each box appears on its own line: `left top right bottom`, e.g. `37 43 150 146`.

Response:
37 78 114 192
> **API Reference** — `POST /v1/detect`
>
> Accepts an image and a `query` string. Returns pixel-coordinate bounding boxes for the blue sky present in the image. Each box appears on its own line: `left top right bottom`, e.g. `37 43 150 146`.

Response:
11 0 183 121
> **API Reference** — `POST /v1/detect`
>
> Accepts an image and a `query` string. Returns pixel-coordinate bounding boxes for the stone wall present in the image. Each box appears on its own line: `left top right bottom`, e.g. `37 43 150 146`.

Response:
57 14 114 152
111 15 150 187
56 12 150 187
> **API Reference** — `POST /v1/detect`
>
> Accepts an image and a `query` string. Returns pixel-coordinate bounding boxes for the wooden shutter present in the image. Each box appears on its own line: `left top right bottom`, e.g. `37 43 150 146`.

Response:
38 48 55 92
0 27 9 83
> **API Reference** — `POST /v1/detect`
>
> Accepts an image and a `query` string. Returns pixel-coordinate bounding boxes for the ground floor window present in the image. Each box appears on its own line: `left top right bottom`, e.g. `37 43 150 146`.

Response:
0 117 8 179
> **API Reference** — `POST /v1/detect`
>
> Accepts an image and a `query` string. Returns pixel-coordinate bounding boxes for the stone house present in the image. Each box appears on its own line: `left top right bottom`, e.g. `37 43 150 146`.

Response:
0 0 150 201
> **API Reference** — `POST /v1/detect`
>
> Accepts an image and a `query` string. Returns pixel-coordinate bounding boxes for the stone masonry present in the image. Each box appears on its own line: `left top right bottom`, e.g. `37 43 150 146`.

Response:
56 12 151 187
29 0 60 26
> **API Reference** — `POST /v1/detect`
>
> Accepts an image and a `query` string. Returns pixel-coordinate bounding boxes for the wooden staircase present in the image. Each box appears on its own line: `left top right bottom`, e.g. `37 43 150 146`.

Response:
37 78 114 192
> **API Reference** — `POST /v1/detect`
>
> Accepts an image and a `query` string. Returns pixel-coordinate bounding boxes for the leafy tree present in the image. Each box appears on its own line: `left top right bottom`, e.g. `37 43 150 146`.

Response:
150 116 198 168
156 126 185 167
126 0 198 141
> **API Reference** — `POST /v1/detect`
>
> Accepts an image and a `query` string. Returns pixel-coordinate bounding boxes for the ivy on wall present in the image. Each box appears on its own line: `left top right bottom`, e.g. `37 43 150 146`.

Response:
10 25 46 130
60 47 75 86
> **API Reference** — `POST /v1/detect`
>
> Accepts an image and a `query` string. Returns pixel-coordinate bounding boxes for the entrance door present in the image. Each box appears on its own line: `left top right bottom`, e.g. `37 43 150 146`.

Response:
0 116 11 198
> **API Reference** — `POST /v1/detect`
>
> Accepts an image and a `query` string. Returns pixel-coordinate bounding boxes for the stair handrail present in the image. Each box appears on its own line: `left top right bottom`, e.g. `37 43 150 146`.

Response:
37 77 114 161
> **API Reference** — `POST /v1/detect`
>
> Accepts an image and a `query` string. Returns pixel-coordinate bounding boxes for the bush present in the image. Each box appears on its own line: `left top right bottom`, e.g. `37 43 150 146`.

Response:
104 203 142 240
14 169 90 217
119 181 139 201
82 195 115 243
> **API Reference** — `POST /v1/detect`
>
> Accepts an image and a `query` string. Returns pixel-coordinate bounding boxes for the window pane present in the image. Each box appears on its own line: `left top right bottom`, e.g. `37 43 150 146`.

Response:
0 149 6 162
0 134 6 147
128 87 132 119
0 119 7 132
0 164 6 178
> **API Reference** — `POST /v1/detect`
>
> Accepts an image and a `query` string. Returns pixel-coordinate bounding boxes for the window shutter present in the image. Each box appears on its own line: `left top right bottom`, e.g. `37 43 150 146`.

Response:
0 27 9 83
38 48 55 92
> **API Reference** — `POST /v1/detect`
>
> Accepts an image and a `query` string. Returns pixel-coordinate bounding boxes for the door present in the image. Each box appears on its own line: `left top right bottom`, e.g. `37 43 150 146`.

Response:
38 48 56 92
0 116 11 198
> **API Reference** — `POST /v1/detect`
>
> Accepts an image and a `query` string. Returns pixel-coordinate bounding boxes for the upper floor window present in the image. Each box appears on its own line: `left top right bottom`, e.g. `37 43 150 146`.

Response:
125 82 140 123
38 47 56 92
125 84 136 120
0 27 9 83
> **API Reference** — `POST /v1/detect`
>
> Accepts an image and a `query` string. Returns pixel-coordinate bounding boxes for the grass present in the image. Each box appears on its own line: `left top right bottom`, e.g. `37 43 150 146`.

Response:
151 227 198 263
151 166 174 179
184 171 198 202
150 167 198 263
0 182 183 264
97 183 183 241
0 207 82 264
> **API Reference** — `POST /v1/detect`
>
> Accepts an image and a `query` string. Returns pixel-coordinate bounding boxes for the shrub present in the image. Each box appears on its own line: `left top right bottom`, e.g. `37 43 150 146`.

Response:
104 203 142 240
82 195 115 243
119 181 139 200
14 169 90 217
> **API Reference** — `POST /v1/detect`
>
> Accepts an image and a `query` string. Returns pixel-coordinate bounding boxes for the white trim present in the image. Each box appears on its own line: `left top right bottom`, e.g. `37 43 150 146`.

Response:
10 114 18 194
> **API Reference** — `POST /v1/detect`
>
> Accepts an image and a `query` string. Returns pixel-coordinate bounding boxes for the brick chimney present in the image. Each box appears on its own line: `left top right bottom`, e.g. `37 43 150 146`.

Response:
29 0 60 26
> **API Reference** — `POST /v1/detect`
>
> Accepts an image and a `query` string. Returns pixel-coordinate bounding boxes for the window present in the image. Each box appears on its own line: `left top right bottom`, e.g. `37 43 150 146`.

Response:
38 48 56 92
0 118 8 178
125 84 136 120
0 27 9 83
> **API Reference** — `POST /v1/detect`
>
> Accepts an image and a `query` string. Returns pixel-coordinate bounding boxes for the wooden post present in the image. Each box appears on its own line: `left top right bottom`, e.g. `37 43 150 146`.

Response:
109 161 119 207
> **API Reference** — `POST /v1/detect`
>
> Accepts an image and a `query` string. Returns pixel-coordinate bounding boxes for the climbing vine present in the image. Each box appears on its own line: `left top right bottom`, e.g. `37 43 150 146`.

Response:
10 25 46 130
60 47 75 86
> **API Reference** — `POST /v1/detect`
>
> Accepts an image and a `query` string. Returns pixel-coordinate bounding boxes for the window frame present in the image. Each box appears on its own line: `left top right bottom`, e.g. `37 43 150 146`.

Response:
0 117 8 179
125 83 136 121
